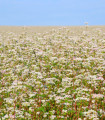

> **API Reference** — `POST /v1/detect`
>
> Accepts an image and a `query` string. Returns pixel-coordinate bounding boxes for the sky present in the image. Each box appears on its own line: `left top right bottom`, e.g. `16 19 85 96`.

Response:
0 0 105 26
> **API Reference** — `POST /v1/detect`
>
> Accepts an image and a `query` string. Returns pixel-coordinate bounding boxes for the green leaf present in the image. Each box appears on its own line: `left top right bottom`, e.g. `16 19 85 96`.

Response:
79 111 84 117
38 106 45 112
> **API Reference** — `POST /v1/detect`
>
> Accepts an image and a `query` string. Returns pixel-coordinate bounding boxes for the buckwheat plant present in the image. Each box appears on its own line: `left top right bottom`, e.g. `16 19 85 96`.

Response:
0 26 105 120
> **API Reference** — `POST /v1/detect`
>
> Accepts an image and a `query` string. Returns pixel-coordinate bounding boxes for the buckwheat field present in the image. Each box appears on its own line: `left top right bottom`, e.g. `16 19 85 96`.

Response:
0 26 105 120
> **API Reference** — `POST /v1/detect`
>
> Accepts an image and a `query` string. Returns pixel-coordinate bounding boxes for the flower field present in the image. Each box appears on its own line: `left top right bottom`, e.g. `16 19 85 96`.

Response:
0 26 105 120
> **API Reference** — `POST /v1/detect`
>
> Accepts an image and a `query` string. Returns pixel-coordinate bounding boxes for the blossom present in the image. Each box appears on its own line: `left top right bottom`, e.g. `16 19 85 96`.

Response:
4 98 14 104
78 118 82 120
92 94 104 99
22 102 30 106
73 57 82 61
50 115 56 120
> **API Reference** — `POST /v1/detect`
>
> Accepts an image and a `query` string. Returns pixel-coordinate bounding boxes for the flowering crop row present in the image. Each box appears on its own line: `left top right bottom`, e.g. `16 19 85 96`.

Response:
0 26 105 120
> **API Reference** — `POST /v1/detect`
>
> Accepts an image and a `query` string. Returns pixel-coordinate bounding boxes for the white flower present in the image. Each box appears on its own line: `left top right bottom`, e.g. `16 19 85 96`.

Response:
29 93 36 98
50 110 55 114
41 100 45 103
2 114 9 119
50 57 57 61
83 109 98 119
99 109 103 114
92 94 104 99
43 114 47 117
75 97 89 102
50 115 56 120
93 118 99 120
37 51 43 55
62 109 67 113
29 99 35 104
60 116 64 118
43 112 48 117
4 98 14 104
36 112 40 115
29 107 34 111
56 99 60 103
64 103 70 106
74 57 82 61
78 118 82 120
22 102 30 106
57 88 65 93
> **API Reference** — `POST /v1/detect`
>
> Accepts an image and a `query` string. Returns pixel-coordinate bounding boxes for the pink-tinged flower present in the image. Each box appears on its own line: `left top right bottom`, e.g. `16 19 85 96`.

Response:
92 94 104 99
97 76 104 81
1 70 6 74
73 57 82 61
10 115 15 119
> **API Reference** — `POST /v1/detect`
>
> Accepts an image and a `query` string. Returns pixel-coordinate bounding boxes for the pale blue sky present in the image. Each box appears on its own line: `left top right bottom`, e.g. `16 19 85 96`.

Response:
0 0 105 26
